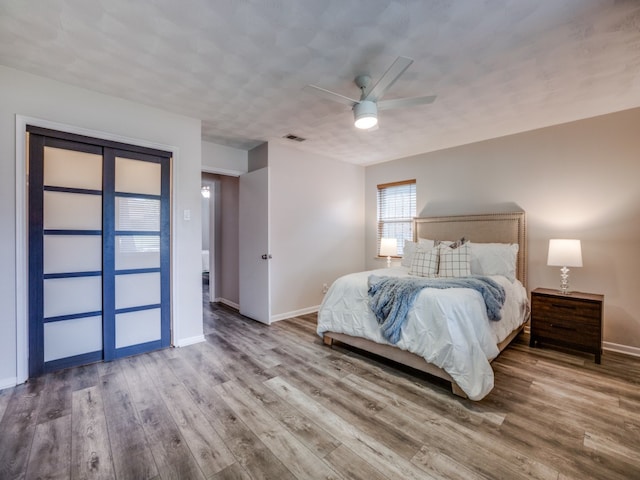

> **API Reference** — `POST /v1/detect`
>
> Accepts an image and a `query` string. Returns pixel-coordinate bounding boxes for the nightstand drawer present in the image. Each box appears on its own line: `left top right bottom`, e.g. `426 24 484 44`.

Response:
531 307 600 330
532 319 599 344
532 297 600 326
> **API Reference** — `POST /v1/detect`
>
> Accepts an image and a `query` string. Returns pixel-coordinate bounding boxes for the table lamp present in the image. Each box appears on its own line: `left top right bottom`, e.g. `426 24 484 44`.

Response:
380 238 398 268
547 239 582 294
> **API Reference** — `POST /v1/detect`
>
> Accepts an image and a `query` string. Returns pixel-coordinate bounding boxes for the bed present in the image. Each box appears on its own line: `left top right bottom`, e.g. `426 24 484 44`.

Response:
317 212 529 400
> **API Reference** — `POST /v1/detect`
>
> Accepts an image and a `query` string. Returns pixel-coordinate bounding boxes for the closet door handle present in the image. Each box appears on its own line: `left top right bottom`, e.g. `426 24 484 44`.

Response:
261 254 272 260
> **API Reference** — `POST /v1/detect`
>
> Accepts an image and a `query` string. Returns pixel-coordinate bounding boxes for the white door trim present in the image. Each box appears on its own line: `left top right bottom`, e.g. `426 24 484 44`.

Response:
15 115 180 385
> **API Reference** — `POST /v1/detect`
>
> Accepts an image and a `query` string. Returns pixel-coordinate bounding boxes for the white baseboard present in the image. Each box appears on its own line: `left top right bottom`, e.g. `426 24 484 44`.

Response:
214 297 240 310
174 335 206 348
270 305 320 323
603 341 640 358
0 376 18 391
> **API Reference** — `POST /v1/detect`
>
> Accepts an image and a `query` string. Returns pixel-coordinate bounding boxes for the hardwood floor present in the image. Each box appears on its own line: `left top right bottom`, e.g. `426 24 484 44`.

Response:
1 290 639 479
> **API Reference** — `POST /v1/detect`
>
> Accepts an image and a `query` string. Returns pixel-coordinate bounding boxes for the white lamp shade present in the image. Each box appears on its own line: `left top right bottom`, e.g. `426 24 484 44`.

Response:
379 237 398 257
547 239 582 267
354 101 378 129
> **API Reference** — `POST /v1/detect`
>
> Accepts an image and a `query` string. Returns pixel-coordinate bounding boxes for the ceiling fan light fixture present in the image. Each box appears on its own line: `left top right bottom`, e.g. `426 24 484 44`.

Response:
353 100 378 129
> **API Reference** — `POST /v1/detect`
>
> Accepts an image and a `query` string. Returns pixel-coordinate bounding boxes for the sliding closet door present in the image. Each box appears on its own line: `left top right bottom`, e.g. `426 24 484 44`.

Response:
28 128 171 377
29 136 105 375
107 149 171 359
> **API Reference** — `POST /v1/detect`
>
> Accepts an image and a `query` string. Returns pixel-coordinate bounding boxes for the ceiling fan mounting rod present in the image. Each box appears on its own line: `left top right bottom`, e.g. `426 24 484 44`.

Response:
355 75 371 100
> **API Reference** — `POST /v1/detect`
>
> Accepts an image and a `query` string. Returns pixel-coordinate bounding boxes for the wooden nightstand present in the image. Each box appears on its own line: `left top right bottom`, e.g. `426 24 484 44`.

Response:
529 288 604 363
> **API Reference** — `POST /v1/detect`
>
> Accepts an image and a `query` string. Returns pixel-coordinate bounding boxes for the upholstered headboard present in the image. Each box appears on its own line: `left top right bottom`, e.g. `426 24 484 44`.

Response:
413 212 527 288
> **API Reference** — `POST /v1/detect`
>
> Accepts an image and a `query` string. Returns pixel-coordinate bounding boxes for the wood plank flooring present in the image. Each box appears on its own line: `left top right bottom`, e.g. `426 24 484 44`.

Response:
1 290 639 479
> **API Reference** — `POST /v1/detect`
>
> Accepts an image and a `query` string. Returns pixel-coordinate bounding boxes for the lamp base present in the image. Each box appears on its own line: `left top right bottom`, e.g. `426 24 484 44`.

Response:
558 266 571 294
386 256 392 268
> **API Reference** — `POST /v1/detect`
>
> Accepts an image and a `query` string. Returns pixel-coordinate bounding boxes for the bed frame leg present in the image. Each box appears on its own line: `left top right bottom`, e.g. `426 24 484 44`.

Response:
323 335 333 346
451 382 467 399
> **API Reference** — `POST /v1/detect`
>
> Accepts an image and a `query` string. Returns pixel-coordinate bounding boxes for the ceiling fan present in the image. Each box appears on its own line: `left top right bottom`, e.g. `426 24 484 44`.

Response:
304 56 436 130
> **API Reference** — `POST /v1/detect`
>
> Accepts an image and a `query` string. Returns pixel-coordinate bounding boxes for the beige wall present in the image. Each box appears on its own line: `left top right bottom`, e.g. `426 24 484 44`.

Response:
365 107 640 352
218 176 241 305
268 141 366 318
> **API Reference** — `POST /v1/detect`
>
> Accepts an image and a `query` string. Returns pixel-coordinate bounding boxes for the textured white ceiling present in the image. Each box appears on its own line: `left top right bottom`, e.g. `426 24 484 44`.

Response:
1 0 639 165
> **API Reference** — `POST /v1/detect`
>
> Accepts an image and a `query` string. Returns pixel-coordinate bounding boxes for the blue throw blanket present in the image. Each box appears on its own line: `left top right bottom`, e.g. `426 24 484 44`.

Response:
367 275 506 344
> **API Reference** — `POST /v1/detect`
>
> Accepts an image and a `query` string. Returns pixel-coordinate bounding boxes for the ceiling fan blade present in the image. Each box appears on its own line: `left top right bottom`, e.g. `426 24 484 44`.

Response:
303 84 358 107
377 95 437 111
363 56 414 102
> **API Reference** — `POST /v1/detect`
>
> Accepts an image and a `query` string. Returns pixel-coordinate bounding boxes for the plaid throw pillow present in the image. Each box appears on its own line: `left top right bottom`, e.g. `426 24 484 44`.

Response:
409 247 439 277
438 243 471 277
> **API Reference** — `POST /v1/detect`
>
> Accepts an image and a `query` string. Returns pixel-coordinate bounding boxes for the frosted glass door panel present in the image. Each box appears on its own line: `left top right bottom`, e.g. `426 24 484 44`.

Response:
44 276 102 318
115 309 161 348
43 191 102 230
44 235 102 274
115 157 161 195
115 197 160 231
44 316 103 362
115 235 160 270
44 147 102 190
115 272 160 309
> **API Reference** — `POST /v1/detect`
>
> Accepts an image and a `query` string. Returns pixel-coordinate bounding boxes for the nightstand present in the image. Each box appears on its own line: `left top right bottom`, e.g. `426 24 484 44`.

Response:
529 288 604 363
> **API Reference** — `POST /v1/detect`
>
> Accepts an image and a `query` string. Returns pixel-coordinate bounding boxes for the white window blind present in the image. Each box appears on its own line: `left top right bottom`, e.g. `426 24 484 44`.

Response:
377 180 416 256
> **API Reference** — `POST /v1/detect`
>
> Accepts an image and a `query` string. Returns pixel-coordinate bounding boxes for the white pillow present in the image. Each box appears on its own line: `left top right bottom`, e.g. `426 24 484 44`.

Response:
409 247 439 277
402 240 417 267
469 242 519 282
402 239 436 267
418 238 435 248
438 243 471 278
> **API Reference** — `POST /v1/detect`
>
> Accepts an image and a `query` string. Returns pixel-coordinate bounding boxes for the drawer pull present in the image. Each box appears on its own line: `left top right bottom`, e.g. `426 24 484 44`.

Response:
550 303 577 310
549 324 576 331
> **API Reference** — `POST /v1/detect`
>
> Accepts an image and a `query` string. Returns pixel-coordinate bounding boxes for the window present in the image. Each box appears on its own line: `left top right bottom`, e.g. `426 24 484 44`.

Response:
377 179 416 256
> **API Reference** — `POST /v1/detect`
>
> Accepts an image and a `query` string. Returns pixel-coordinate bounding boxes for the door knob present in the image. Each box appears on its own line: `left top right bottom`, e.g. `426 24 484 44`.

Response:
261 254 272 260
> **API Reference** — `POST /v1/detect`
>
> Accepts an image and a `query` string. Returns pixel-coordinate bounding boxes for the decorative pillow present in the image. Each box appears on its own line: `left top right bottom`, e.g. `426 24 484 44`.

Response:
438 243 471 277
434 236 467 249
449 236 467 249
469 242 519 282
409 247 439 277
402 239 436 267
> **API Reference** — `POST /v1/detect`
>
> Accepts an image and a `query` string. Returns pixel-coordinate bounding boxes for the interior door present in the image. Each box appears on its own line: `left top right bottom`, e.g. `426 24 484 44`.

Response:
29 136 105 375
28 128 171 376
108 149 171 359
239 167 271 324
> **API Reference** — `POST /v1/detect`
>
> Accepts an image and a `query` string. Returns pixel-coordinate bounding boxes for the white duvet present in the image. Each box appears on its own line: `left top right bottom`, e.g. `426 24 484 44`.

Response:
317 266 529 400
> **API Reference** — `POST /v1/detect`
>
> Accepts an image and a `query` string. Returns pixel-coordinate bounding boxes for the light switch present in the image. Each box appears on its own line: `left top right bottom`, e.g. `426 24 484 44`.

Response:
183 209 191 221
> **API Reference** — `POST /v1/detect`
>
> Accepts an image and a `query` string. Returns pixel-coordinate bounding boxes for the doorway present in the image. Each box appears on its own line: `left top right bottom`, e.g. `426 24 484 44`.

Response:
28 126 172 377
200 172 241 311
